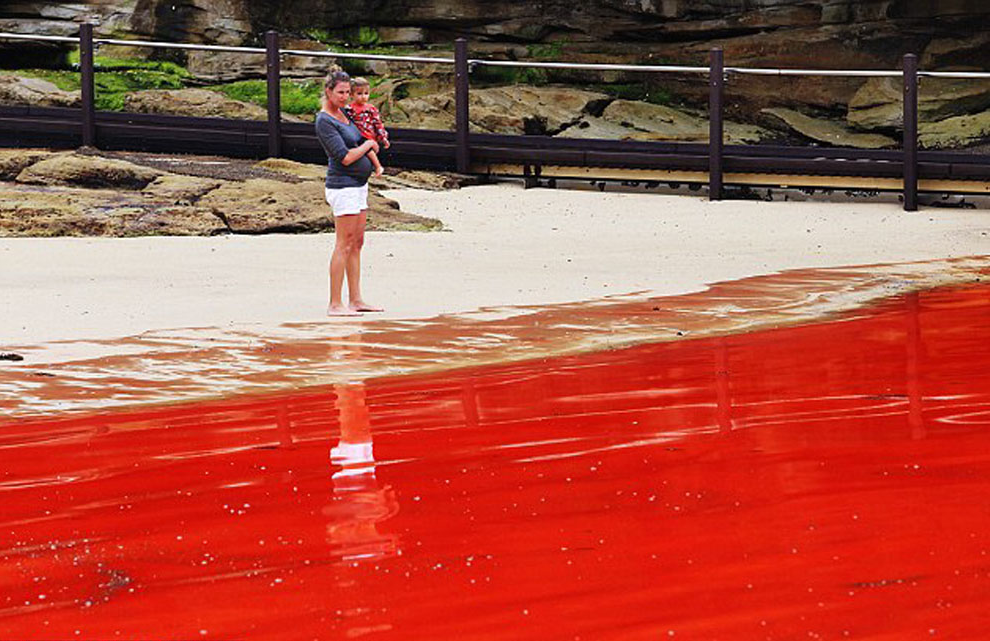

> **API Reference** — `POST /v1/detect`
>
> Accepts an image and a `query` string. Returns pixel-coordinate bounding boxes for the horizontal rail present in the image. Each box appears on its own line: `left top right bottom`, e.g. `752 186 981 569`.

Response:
726 67 902 78
919 71 990 79
96 37 265 54
469 59 709 74
0 32 77 44
280 48 454 64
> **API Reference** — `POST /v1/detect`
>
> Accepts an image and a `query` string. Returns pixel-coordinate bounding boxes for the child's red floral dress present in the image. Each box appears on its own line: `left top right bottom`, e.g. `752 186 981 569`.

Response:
345 103 390 147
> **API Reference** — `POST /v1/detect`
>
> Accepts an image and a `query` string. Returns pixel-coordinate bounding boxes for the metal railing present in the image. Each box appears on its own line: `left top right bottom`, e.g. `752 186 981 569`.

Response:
3 26 990 210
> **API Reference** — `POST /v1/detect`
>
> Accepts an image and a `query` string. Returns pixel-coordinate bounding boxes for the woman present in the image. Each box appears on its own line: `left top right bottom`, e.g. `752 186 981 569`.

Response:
315 70 383 316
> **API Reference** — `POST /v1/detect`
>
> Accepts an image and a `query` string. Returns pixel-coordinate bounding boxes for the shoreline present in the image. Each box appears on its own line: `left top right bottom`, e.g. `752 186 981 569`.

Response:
1 256 987 418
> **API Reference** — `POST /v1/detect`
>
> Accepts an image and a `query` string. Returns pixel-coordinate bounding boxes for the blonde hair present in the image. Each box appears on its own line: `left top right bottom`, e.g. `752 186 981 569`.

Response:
350 77 371 90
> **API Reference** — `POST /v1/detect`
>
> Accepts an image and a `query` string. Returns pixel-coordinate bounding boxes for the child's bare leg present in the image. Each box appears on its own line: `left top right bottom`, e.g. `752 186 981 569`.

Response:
368 150 384 177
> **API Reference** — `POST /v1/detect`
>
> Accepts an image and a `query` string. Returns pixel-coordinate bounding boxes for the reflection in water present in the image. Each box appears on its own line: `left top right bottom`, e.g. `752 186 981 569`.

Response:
325 383 399 562
1 284 990 640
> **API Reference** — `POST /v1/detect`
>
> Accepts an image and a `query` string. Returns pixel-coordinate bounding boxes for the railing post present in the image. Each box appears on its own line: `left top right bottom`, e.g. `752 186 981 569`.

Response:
79 23 96 148
902 53 918 212
454 38 470 174
708 47 724 201
265 30 282 158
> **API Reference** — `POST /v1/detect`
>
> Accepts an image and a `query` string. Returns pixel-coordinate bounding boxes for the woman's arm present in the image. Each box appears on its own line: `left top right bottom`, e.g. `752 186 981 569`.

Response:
341 139 379 166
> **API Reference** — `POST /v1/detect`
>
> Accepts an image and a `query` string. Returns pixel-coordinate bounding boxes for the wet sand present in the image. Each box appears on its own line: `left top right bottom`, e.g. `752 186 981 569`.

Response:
1 256 987 417
2 284 989 639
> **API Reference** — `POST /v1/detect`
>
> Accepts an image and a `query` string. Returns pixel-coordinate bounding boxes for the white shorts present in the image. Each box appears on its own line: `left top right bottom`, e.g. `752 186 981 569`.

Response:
325 183 368 217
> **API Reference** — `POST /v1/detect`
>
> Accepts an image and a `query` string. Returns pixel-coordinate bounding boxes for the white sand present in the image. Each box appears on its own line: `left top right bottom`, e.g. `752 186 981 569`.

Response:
1 183 987 347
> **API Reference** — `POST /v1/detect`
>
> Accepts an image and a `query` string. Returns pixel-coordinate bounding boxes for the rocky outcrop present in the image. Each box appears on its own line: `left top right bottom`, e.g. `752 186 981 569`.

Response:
16 154 165 189
391 85 611 135
762 107 897 149
0 74 80 108
123 88 273 120
0 149 53 180
586 99 768 144
847 77 990 131
919 110 990 150
0 149 443 237
0 184 229 236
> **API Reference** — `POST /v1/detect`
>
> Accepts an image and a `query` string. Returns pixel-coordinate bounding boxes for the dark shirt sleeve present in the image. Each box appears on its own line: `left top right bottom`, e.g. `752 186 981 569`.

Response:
315 115 350 163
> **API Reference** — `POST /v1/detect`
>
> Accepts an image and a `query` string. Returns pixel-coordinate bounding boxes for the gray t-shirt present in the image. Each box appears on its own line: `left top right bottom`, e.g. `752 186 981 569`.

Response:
315 110 374 189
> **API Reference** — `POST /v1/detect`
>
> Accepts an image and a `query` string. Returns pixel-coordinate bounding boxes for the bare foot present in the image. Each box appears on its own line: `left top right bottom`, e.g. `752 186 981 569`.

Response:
349 301 384 312
328 304 363 317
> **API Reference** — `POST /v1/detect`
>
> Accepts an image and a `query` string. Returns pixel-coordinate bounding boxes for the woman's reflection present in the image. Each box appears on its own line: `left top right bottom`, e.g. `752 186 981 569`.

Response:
324 382 399 562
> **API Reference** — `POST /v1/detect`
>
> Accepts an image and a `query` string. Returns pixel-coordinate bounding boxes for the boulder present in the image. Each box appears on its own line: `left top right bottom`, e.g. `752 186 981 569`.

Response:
556 115 639 140
16 154 165 189
919 110 990 149
124 88 271 120
0 149 54 181
142 174 223 204
0 185 226 237
595 99 768 143
762 107 897 149
198 178 333 233
921 32 990 71
0 73 80 108
391 85 610 135
253 158 324 181
848 77 990 130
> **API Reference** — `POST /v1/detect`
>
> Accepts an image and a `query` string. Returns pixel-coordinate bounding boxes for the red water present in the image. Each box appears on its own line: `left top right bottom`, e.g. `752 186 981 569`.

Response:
2 285 990 640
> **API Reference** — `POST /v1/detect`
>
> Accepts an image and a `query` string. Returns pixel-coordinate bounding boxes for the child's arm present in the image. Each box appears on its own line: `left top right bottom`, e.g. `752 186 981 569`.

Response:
367 149 384 176
369 105 390 148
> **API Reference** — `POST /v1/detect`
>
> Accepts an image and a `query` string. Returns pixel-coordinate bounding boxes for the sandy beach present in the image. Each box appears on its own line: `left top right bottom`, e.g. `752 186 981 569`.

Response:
1 183 987 349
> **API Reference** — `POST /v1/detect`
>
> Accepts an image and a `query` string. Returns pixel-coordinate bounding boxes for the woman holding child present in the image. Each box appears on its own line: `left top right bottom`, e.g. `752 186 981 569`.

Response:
315 70 390 316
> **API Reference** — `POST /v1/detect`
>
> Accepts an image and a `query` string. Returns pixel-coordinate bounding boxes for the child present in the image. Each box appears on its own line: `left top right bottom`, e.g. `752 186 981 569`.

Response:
345 77 390 177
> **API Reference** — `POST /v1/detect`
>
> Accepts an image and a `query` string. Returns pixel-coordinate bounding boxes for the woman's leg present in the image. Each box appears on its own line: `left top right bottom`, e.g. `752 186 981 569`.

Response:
328 214 363 316
346 210 384 312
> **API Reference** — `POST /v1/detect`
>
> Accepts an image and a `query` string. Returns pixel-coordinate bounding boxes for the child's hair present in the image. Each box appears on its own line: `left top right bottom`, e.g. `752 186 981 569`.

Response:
350 77 371 90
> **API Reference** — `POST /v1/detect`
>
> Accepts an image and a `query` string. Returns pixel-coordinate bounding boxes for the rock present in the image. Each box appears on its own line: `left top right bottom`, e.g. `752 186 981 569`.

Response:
16 154 165 189
123 88 272 120
142 174 223 204
198 176 441 232
921 32 990 71
183 38 332 82
0 74 80 108
377 27 426 45
919 110 990 149
0 149 442 237
184 51 267 83
128 0 253 46
474 86 611 135
383 170 464 191
253 158 324 181
198 178 333 233
0 149 54 181
389 91 456 131
392 85 609 135
556 115 639 140
594 99 768 144
762 107 897 149
0 184 226 237
848 77 990 130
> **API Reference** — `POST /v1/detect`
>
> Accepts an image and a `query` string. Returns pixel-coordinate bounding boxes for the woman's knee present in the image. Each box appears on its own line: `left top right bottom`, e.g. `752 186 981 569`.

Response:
352 232 365 251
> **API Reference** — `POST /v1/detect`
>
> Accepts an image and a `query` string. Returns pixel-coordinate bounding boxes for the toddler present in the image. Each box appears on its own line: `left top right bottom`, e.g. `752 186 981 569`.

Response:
345 77 390 177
